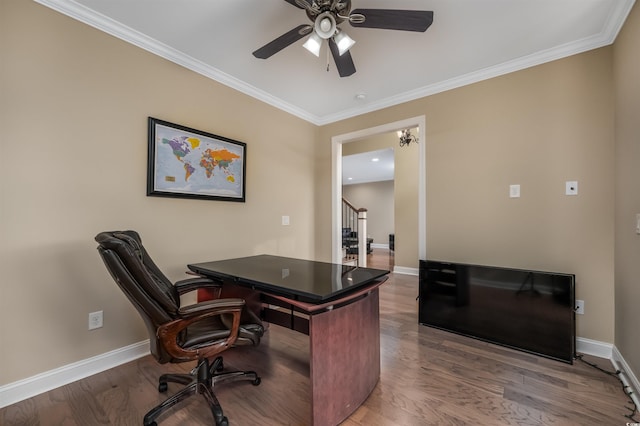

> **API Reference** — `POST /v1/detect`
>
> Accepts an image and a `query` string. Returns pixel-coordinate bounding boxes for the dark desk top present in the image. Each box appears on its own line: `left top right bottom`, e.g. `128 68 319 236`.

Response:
188 254 390 303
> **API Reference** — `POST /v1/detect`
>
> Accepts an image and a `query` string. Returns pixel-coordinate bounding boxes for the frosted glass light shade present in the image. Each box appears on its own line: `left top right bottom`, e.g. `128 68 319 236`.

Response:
303 32 322 57
334 31 355 56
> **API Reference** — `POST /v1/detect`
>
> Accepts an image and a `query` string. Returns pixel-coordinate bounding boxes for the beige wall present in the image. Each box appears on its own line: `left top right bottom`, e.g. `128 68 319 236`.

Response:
394 135 420 269
341 130 420 268
0 0 318 385
343 181 394 246
318 48 616 343
613 2 640 381
2 0 638 392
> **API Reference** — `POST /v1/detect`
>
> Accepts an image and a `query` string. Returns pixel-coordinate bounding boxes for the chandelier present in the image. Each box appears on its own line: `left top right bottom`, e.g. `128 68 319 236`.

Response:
397 129 418 147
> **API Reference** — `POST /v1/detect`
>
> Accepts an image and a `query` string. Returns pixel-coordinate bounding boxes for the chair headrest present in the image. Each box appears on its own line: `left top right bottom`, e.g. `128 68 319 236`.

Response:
95 230 180 315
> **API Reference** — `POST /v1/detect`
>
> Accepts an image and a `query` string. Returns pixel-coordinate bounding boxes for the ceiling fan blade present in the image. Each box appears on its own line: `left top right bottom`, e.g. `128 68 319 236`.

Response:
350 9 434 32
253 25 312 59
283 0 311 10
329 38 356 77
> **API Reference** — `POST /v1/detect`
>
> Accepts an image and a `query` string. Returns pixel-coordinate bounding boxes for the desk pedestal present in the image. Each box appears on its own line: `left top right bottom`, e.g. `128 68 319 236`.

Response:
199 280 385 426
308 288 380 425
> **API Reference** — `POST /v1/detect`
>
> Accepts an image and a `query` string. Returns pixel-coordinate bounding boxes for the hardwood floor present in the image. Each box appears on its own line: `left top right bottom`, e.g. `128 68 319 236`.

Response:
366 247 395 271
2 249 636 425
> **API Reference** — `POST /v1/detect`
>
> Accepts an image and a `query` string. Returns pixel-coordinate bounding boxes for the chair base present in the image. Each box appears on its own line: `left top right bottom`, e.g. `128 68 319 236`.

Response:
143 357 261 426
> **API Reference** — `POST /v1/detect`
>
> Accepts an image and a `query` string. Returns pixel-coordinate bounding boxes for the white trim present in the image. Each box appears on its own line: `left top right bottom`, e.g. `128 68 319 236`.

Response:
0 340 149 409
2 335 638 412
33 0 318 124
332 116 426 265
317 0 634 126
371 243 388 249
612 345 640 409
576 336 613 359
575 339 640 408
393 266 419 276
33 0 636 126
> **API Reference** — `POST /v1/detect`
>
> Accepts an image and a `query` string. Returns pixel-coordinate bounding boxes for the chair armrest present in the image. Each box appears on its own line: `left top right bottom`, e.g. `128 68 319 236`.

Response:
178 298 244 319
157 298 244 362
174 277 222 296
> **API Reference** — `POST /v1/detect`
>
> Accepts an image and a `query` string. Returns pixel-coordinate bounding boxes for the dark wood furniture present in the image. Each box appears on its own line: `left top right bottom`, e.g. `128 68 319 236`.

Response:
95 231 264 426
188 255 390 426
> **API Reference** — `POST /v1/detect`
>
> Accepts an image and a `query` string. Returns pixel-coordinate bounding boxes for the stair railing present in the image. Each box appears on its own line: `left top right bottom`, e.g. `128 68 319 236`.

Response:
342 197 368 267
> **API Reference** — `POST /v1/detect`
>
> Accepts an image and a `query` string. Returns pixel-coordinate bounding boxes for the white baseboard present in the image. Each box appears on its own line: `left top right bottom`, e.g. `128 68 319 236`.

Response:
576 336 613 359
2 334 638 415
393 266 419 276
371 243 389 249
611 345 640 409
0 340 149 409
576 338 640 410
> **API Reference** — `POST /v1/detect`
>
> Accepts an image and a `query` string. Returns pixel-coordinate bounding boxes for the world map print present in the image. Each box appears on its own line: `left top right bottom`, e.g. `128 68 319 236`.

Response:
152 122 245 200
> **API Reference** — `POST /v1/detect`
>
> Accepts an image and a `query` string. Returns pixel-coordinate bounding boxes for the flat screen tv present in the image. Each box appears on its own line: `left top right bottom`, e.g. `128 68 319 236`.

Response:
419 260 576 363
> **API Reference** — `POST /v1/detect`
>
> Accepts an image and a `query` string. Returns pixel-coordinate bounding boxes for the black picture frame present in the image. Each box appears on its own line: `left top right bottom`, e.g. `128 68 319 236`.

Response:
147 117 246 202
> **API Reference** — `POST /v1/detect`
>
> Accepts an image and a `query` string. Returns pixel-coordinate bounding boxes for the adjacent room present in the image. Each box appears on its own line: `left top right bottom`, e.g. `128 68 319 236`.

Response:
2 0 639 424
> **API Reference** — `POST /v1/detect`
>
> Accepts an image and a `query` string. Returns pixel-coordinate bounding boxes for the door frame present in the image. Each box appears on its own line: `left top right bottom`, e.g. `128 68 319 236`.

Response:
331 116 426 267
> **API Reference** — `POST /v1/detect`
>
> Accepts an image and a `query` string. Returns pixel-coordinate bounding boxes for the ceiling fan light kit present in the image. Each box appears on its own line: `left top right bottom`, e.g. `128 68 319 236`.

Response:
334 30 355 56
253 0 434 77
314 12 337 38
303 32 323 56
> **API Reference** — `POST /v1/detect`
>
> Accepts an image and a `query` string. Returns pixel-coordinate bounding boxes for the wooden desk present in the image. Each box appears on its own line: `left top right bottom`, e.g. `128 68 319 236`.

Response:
188 255 390 426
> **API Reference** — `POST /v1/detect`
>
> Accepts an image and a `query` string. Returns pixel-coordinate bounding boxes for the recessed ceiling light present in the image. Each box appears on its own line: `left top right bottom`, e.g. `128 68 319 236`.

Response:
355 93 367 101
371 158 379 162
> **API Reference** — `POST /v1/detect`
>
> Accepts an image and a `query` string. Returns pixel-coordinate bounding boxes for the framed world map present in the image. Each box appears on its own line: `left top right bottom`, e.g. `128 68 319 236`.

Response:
147 117 246 202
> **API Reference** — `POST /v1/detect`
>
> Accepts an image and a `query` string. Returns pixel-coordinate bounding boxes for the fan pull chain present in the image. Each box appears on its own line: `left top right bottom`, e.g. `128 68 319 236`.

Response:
326 44 330 72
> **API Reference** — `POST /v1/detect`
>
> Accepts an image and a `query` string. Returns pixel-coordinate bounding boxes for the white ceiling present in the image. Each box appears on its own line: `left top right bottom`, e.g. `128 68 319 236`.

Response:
37 0 634 125
343 147 395 186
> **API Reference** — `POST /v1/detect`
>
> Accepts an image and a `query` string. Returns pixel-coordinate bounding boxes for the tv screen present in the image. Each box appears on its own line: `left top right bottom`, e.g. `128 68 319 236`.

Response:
419 260 575 363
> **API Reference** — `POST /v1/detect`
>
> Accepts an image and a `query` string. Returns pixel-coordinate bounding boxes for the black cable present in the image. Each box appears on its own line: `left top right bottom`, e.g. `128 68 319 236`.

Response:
575 353 639 422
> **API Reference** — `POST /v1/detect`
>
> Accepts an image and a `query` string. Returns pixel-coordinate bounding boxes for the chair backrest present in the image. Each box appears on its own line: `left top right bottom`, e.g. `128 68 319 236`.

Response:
95 230 181 362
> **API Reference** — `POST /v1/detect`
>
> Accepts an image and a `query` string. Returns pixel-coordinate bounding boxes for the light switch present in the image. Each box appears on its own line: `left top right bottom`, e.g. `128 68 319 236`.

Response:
565 181 578 195
282 215 290 226
636 213 640 235
509 184 520 198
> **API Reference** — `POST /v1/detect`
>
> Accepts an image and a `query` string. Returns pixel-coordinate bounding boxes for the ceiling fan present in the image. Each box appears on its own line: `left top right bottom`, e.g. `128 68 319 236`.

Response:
252 0 434 77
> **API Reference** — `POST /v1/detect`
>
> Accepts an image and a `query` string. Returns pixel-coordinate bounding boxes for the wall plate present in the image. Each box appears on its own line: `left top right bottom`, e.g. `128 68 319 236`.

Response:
565 181 578 195
509 184 521 198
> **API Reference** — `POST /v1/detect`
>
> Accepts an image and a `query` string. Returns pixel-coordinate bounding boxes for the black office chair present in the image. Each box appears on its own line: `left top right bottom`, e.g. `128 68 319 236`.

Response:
95 231 264 426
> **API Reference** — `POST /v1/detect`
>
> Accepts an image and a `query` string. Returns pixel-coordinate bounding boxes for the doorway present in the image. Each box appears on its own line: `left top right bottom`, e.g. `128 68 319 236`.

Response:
331 116 426 272
342 147 395 268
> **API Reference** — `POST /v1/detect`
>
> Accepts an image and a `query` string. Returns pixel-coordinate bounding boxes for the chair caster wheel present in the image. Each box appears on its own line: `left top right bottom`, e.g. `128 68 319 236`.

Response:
252 377 261 386
158 382 168 393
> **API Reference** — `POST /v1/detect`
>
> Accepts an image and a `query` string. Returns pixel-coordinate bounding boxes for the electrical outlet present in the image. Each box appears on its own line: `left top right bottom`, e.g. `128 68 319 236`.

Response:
575 300 584 315
88 310 103 330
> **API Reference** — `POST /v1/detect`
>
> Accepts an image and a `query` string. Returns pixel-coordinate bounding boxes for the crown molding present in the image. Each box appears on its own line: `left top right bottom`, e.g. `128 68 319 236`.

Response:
35 0 635 126
33 0 322 124
318 0 635 125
